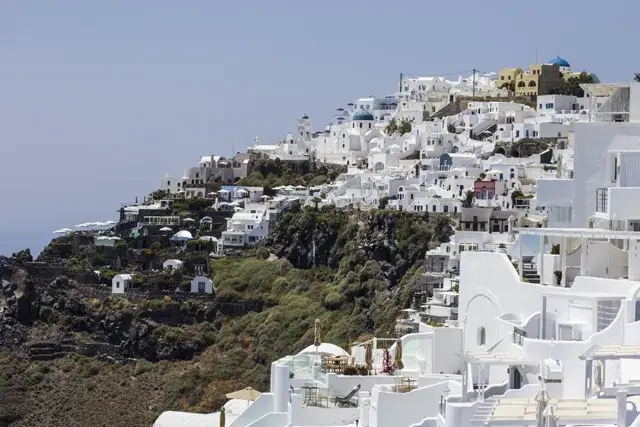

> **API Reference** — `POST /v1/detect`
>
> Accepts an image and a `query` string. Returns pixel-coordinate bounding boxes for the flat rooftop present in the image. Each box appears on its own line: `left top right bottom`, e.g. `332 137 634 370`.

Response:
516 227 640 240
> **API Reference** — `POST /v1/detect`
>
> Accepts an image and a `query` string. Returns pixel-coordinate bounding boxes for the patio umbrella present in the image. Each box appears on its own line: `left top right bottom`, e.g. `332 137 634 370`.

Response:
392 339 404 371
364 342 373 371
534 388 550 427
314 319 321 347
594 361 603 390
219 407 226 427
542 404 556 427
225 387 262 401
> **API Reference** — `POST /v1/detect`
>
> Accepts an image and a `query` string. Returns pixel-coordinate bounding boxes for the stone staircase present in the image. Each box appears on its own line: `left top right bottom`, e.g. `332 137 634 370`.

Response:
470 398 499 424
523 268 540 284
28 338 78 361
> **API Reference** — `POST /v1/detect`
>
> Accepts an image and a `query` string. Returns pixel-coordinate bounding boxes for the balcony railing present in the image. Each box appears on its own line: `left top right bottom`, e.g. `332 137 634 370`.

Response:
595 188 608 213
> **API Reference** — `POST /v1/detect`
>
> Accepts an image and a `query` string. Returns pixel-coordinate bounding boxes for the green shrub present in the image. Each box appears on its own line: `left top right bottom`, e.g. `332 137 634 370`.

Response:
324 292 343 310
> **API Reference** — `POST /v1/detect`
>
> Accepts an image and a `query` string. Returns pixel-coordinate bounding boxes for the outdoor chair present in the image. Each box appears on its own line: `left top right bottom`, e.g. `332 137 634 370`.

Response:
334 384 361 408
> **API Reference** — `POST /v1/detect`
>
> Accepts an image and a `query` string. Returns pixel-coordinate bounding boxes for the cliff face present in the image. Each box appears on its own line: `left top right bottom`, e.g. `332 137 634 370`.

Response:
0 208 453 427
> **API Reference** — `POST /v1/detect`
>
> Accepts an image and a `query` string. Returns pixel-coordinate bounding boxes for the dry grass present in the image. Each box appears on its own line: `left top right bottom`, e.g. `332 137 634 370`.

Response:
0 349 245 427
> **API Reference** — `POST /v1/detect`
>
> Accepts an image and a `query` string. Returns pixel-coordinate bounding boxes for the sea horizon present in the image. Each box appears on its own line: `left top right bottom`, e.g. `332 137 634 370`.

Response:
0 231 51 258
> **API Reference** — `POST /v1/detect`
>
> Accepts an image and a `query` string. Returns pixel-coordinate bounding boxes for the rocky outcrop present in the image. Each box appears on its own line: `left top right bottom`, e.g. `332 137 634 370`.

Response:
0 269 219 363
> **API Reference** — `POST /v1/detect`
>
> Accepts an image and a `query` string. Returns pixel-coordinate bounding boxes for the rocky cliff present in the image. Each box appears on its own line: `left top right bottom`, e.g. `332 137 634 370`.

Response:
0 207 453 427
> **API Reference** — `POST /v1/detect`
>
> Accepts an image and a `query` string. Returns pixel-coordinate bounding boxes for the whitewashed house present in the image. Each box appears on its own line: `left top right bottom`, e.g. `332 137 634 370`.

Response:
154 75 640 427
162 259 184 271
220 210 269 249
190 276 213 294
112 274 133 294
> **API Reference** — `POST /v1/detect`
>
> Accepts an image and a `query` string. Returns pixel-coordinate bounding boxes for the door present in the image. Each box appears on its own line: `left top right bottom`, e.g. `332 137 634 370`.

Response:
512 367 522 389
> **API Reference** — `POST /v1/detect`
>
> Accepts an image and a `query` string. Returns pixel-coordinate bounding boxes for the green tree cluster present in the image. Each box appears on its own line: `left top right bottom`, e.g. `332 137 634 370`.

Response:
551 72 594 97
237 160 345 192
385 118 413 136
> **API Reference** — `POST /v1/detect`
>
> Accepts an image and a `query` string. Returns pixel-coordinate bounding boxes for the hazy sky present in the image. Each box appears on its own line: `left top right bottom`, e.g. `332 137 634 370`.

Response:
1 0 639 256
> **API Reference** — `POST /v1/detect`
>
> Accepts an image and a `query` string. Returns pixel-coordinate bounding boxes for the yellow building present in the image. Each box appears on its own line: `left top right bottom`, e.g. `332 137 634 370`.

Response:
514 64 563 98
497 68 523 90
498 63 564 98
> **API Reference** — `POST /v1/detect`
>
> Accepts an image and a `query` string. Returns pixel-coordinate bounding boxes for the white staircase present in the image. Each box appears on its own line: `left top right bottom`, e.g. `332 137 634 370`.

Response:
471 118 498 137
470 398 499 425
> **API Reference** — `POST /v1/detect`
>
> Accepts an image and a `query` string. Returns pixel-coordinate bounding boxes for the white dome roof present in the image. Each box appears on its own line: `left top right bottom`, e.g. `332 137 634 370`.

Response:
297 343 349 357
173 230 193 240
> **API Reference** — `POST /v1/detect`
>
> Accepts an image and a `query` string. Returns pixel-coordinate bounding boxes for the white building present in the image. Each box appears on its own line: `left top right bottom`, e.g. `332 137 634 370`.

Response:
153 76 640 427
190 276 213 294
162 259 184 270
221 209 269 249
112 274 133 294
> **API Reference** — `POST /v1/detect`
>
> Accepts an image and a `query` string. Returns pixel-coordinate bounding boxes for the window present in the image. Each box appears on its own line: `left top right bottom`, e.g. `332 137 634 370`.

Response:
477 327 486 346
432 205 437 212
167 181 170 186
196 173 199 178
443 205 449 213
198 281 206 292
116 281 120 288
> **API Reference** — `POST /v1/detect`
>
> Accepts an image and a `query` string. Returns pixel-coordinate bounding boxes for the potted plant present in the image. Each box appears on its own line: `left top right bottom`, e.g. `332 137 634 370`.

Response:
554 270 562 286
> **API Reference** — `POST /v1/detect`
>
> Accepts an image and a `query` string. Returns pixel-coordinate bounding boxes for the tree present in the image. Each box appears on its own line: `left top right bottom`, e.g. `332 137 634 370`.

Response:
398 118 413 136
551 72 594 97
499 81 515 91
511 189 524 208
385 118 398 135
385 118 412 136
461 190 475 208
148 189 170 200
312 196 322 211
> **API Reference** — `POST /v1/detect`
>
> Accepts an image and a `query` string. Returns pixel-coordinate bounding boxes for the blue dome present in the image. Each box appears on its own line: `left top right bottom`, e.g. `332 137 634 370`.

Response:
549 56 570 68
353 109 374 121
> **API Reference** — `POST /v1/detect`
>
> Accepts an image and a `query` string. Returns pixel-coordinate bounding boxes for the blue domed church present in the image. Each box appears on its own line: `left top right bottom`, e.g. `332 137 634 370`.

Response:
548 55 571 73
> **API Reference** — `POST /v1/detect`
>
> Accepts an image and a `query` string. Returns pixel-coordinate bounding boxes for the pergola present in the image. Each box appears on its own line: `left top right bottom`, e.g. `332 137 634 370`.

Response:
457 350 539 402
579 344 640 397
515 227 640 286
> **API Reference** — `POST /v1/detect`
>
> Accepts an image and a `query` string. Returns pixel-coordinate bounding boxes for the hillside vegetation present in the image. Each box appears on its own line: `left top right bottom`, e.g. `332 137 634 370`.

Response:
0 206 453 426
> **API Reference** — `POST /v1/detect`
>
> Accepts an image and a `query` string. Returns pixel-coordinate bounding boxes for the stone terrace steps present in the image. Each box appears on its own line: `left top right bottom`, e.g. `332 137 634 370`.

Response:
28 339 78 361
